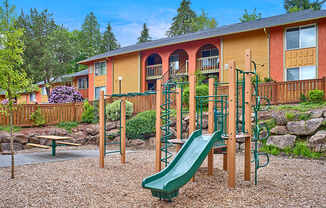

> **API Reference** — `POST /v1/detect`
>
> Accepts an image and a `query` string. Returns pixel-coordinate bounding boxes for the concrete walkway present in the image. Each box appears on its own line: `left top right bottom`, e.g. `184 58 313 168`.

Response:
0 150 128 168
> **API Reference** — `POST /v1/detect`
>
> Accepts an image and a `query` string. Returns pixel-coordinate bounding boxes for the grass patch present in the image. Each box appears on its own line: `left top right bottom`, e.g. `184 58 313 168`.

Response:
259 118 276 130
272 101 326 112
297 113 311 121
57 122 79 133
0 125 22 133
285 112 296 121
260 141 321 159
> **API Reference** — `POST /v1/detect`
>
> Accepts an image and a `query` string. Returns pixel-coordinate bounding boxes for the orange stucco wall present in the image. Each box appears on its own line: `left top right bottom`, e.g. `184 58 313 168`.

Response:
318 19 326 78
270 27 284 82
88 64 95 100
106 58 113 95
140 37 220 91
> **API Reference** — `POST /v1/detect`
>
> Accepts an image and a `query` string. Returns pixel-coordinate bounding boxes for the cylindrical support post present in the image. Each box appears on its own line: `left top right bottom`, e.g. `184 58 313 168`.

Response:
155 79 162 172
208 77 215 176
189 74 196 182
121 99 126 164
176 87 182 152
227 60 237 188
99 90 105 168
244 49 252 181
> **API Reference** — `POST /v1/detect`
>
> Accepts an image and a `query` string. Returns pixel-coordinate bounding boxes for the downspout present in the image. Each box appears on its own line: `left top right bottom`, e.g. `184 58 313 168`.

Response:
264 28 271 79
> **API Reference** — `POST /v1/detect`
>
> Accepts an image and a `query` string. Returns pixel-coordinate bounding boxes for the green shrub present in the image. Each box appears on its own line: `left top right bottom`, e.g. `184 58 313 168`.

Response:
183 84 209 108
263 118 276 130
57 121 79 133
260 145 281 156
308 90 324 103
285 112 296 121
30 108 45 126
0 126 21 133
300 93 307 102
297 113 310 121
81 100 96 123
126 110 156 140
263 77 273 83
106 100 133 121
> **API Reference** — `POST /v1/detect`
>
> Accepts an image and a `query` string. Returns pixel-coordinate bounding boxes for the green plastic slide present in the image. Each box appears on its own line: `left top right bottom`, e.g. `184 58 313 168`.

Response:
142 130 222 201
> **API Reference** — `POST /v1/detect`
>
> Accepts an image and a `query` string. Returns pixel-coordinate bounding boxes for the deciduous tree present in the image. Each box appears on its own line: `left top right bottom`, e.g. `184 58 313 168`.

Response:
284 0 326 12
240 8 262 22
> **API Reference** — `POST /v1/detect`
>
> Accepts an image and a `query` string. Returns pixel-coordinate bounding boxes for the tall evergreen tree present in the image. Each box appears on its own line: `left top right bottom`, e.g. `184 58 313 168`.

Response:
192 10 217 31
137 23 151 43
16 9 74 96
100 23 120 52
0 0 32 179
284 0 326 12
166 0 197 37
80 12 101 56
239 8 262 22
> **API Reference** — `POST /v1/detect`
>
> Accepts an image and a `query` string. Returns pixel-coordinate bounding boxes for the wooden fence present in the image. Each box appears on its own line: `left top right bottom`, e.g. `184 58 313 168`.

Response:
1 78 325 127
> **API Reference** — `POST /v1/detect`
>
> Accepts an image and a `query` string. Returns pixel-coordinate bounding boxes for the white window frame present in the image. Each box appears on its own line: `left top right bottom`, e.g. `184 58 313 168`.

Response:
95 86 106 100
94 61 106 76
285 24 317 51
41 87 47 96
78 78 88 89
286 65 317 81
30 93 36 102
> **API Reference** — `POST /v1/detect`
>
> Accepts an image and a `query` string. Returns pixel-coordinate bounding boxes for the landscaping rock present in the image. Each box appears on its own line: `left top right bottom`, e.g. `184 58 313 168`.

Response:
270 126 289 135
287 118 323 136
258 111 273 121
85 124 99 136
129 139 145 146
272 111 287 125
309 109 323 118
266 134 296 149
0 131 10 143
308 130 326 152
13 133 28 144
106 129 120 137
0 142 23 152
106 122 117 131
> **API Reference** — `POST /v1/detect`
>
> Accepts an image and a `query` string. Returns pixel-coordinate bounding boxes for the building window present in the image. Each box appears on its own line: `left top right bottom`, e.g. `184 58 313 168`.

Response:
29 93 36 102
95 62 106 76
286 25 316 50
95 86 106 100
78 78 88 89
41 87 47 96
287 65 316 81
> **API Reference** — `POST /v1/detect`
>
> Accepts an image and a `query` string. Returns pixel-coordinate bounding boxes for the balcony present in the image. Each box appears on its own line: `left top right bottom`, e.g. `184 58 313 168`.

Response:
169 60 188 78
196 56 219 74
146 64 162 80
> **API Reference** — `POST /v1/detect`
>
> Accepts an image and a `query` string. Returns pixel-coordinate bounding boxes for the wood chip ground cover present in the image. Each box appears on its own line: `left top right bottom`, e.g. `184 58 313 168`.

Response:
0 148 325 207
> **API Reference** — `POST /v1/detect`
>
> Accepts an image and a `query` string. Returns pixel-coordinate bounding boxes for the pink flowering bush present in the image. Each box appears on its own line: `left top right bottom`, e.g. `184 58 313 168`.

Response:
48 86 83 103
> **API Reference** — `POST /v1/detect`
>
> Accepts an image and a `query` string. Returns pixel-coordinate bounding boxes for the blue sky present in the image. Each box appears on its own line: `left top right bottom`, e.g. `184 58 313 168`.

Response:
11 0 324 46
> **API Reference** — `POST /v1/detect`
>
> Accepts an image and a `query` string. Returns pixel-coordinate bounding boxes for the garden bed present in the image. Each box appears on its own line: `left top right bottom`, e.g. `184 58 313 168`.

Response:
1 148 325 207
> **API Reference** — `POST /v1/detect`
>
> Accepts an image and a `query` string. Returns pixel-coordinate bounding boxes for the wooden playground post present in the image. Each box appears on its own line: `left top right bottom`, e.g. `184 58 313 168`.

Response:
208 77 214 176
155 79 162 172
189 74 196 182
121 99 126 164
99 90 105 168
176 87 182 152
244 49 252 181
227 60 237 188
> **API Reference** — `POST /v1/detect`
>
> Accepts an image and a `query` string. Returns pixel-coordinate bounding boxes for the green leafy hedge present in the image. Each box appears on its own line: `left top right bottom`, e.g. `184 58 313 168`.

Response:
30 108 45 126
183 84 209 108
81 100 96 123
308 89 324 103
106 100 133 121
126 110 155 140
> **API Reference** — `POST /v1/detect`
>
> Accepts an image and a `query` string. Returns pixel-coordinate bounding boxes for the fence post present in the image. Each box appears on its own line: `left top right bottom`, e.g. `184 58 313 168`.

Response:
99 90 105 168
189 74 196 182
121 99 126 164
272 82 278 105
323 77 326 100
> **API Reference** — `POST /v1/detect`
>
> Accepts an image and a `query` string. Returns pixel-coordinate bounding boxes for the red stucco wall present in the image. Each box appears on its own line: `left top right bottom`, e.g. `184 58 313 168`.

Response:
318 19 326 78
270 27 284 82
88 64 94 100
140 37 220 91
106 58 113 95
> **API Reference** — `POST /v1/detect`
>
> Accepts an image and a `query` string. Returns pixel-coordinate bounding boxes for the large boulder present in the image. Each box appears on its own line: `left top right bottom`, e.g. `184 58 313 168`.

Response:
0 131 10 143
0 143 23 152
258 111 273 121
85 124 99 136
309 109 323 119
287 118 323 136
266 134 296 149
106 121 117 131
270 126 289 135
272 111 287 125
13 133 28 144
308 130 326 152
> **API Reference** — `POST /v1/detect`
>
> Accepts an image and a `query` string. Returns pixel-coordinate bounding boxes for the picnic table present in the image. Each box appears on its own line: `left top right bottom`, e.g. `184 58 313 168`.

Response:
27 135 80 156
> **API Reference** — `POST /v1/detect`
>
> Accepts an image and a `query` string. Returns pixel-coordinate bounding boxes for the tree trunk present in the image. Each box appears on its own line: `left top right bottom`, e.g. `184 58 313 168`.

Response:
10 111 14 179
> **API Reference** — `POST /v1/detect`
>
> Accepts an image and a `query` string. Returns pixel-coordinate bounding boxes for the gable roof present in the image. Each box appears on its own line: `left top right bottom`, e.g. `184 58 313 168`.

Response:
79 9 326 64
36 69 88 85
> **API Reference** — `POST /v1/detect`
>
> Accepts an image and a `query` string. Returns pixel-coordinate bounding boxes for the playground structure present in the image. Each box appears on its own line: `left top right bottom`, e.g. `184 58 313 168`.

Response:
142 49 270 201
97 48 270 201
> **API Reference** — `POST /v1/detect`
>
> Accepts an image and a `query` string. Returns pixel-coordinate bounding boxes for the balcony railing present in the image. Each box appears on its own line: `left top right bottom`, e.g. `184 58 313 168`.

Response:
169 60 188 77
146 64 162 80
196 56 219 74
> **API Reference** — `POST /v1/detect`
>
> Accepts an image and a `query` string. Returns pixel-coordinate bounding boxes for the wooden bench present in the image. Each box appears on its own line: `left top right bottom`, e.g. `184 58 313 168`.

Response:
26 143 51 149
56 141 81 146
